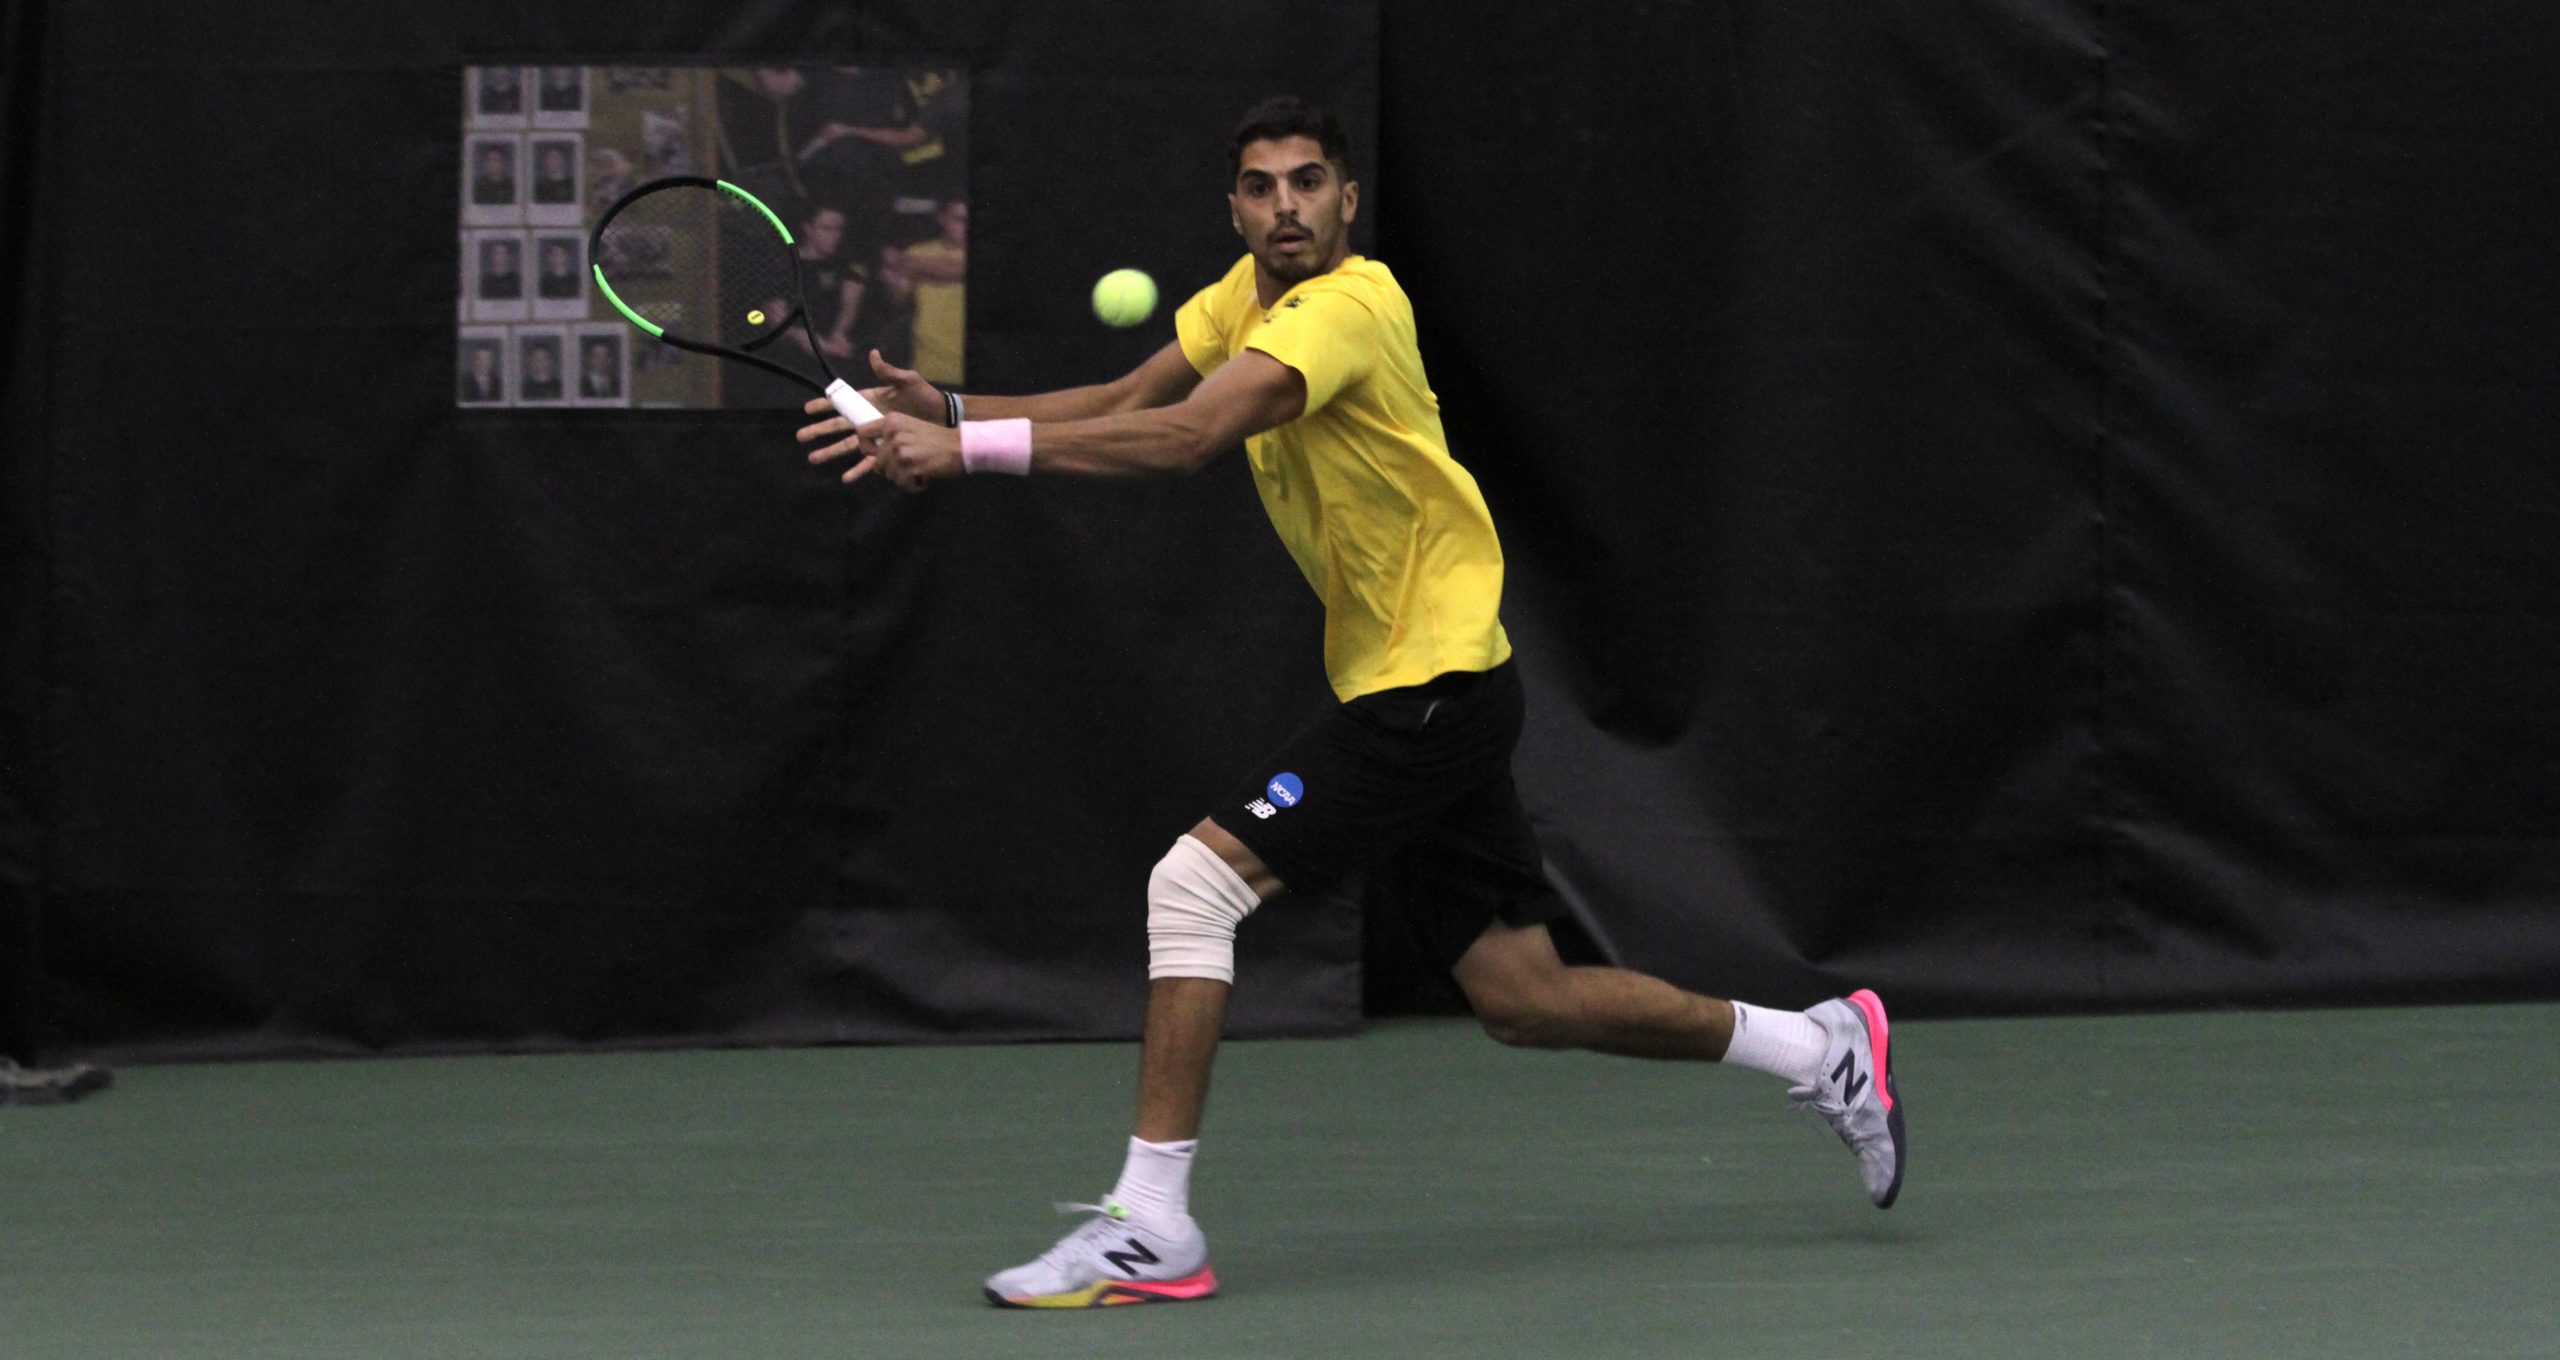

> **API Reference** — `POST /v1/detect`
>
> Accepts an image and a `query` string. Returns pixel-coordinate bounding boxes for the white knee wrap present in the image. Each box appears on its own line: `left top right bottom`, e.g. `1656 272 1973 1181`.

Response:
1147 834 1264 983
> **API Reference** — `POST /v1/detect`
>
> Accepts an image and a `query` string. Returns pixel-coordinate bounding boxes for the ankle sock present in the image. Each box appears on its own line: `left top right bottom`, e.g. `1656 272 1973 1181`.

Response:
1722 1001 1827 1086
1109 1136 1197 1228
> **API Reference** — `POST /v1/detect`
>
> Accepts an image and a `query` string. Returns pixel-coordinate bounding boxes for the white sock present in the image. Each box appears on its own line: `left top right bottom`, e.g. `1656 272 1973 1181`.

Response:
1722 1001 1828 1086
1108 1136 1197 1228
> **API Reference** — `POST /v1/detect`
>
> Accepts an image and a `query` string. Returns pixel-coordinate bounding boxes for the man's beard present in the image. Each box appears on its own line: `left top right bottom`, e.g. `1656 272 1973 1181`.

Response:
1260 234 1329 283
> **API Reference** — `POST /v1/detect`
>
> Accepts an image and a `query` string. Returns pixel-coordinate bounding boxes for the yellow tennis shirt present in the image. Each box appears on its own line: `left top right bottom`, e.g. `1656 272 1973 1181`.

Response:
1175 254 1512 701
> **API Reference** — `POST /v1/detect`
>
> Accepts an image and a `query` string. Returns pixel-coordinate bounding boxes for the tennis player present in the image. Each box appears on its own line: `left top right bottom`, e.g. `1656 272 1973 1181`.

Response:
796 96 1906 1308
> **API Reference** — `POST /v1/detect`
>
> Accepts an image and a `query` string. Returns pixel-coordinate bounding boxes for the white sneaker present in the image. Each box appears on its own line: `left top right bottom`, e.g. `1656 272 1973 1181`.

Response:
983 1199 1218 1308
1792 989 1906 1208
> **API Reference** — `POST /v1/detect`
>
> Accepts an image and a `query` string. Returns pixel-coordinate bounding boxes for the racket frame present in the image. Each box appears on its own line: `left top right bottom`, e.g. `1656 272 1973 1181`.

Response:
588 175 851 397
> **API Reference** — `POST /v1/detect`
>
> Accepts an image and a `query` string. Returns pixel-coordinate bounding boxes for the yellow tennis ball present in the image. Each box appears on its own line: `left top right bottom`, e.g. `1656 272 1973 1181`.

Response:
747 308 766 325
1092 269 1158 327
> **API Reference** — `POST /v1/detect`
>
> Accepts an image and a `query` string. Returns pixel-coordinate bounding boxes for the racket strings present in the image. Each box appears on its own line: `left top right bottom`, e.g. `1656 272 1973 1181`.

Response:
593 184 802 351
717 224 805 350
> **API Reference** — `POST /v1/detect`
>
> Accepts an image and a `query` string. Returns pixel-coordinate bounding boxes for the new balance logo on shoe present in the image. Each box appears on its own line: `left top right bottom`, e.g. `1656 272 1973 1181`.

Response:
1102 1238 1160 1278
1832 1051 1869 1103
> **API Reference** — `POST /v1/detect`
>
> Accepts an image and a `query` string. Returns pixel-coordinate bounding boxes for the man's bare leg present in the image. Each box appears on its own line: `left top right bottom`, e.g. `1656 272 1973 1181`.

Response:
982 818 1281 1307
1133 818 1281 1142
1134 977 1232 1141
1453 919 1907 1207
1453 920 1737 1058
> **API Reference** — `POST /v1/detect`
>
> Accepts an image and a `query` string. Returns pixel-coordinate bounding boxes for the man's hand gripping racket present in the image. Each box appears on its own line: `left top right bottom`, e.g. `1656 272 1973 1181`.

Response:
796 350 966 492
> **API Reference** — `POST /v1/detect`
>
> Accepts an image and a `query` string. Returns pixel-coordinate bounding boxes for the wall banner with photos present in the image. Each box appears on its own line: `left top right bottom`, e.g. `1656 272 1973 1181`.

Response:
460 64 970 410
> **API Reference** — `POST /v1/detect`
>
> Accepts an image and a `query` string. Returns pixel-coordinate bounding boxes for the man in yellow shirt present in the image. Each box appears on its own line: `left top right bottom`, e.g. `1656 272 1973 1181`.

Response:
797 97 1904 1308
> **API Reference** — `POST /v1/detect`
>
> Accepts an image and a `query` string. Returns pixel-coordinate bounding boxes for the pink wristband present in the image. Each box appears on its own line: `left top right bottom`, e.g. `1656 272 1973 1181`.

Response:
959 418 1033 476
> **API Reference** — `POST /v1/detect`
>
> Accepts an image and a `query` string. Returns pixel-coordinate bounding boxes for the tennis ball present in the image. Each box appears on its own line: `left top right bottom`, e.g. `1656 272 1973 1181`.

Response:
747 308 766 325
1092 269 1158 327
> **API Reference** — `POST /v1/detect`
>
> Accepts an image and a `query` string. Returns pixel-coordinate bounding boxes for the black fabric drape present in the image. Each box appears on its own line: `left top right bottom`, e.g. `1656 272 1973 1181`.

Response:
2 0 62 1062
1375 1 2560 1013
9 1 2558 1060
21 3 1372 1058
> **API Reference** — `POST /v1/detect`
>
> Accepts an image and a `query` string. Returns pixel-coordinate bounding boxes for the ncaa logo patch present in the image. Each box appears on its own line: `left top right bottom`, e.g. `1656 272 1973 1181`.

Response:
1266 773 1305 808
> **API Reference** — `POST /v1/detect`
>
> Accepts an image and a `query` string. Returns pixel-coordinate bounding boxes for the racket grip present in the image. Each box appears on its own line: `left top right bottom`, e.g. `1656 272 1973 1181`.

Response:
824 378 883 426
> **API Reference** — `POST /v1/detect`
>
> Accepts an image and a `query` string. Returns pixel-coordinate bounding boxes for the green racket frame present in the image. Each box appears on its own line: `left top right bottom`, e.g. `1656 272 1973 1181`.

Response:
587 175 851 397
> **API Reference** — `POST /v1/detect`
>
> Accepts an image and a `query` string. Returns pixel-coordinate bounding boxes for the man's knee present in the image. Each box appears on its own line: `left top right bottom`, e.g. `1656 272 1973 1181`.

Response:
1476 1002 1558 1048
1455 922 1576 1047
1467 971 1577 1048
1146 834 1264 983
1481 990 1580 1047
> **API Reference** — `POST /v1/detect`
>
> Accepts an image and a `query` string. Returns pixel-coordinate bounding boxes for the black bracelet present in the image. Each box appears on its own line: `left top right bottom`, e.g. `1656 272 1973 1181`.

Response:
943 389 962 428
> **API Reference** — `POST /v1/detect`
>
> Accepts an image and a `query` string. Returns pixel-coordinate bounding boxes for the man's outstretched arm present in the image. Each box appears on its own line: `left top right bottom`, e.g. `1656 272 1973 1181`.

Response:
799 349 1306 487
808 342 1204 430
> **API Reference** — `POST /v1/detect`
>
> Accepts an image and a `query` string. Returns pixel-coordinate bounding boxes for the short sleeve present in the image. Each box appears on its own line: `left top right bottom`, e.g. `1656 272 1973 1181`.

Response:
1243 287 1376 416
1174 283 1230 378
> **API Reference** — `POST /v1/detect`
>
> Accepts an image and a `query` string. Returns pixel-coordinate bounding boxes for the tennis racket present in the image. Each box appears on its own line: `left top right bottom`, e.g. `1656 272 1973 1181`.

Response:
587 175 882 426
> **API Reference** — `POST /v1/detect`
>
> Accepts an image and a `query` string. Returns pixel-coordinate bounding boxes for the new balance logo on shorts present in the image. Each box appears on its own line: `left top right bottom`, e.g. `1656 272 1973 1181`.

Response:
1246 799 1276 819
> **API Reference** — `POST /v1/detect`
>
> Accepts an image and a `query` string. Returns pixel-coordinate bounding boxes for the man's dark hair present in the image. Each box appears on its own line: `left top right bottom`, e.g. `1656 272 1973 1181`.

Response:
1228 96 1353 180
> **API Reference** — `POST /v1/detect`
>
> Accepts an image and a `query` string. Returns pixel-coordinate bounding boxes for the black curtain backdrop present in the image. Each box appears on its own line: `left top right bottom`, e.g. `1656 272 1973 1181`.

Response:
2 0 57 1062
5 1 2557 1061
1377 1 2560 1013
13 1 1375 1059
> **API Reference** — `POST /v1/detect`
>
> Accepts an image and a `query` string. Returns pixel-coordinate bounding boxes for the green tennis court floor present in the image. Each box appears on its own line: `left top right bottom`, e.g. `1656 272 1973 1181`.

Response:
8 1004 2556 1359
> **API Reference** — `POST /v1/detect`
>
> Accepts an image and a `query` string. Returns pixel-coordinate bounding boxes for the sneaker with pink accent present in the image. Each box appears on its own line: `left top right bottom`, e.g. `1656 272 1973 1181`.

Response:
983 1199 1218 1308
1793 989 1905 1208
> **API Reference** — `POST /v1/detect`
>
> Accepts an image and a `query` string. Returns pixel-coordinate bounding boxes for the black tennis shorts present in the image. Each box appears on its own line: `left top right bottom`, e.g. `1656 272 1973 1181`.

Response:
1208 660 1567 975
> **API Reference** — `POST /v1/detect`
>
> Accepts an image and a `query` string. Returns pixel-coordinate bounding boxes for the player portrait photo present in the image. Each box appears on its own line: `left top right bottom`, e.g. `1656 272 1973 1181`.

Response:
461 136 523 227
470 141 517 205
478 237 523 299
572 327 628 407
530 235 587 321
515 330 569 407
467 231 531 323
526 137 584 227
470 65 527 125
456 330 508 406
534 237 582 299
533 66 589 126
